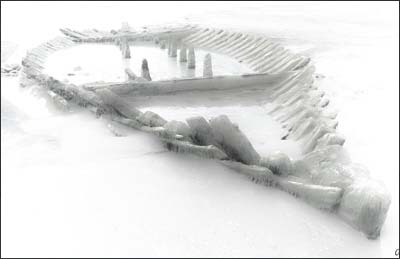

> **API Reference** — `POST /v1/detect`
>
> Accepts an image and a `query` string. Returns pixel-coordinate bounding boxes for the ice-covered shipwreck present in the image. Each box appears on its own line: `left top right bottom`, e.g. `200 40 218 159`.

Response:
19 23 391 239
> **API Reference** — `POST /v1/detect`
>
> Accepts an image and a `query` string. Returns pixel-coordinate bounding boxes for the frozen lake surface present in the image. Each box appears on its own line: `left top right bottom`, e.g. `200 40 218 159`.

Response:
44 44 253 84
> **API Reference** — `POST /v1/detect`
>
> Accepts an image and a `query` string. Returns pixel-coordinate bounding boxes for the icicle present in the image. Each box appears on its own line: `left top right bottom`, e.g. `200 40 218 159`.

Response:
203 53 213 77
141 59 152 81
187 47 196 69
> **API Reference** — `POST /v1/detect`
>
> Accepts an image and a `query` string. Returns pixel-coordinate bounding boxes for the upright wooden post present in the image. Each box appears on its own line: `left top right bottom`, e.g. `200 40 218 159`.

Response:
179 45 187 62
141 59 152 81
187 47 196 69
203 53 213 77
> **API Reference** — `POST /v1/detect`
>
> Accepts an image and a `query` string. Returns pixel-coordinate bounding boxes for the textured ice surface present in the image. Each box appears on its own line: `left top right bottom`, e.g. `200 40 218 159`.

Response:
339 179 392 239
163 120 192 139
137 110 167 127
186 116 217 146
260 151 293 176
95 89 142 119
146 106 302 159
209 115 260 165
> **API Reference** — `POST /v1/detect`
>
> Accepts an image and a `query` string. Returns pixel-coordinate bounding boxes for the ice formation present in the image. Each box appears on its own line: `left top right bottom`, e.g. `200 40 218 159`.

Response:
137 110 167 127
18 23 391 240
187 47 196 69
125 68 137 81
209 115 260 165
203 53 213 77
260 152 293 177
169 40 177 57
179 45 187 62
186 116 218 146
141 59 152 81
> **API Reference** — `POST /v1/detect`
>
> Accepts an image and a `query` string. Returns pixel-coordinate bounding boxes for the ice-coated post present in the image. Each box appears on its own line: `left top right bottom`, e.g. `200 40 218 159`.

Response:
123 43 131 59
160 40 166 50
141 59 152 81
179 45 187 62
118 37 130 59
167 39 172 56
187 47 196 69
169 41 177 57
203 53 213 77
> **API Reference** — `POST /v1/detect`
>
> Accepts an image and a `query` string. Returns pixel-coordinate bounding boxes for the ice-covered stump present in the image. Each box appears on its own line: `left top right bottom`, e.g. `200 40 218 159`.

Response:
260 152 293 177
338 179 391 239
179 46 187 62
209 115 261 165
187 47 196 69
186 116 218 146
141 59 152 81
203 53 213 77
137 111 168 127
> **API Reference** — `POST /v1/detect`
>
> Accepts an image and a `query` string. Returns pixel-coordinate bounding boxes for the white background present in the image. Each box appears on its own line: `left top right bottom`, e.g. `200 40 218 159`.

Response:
1 1 399 257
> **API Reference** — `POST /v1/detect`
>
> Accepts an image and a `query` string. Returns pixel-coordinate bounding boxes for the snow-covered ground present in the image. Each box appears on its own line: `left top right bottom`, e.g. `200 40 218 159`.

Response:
1 2 398 257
